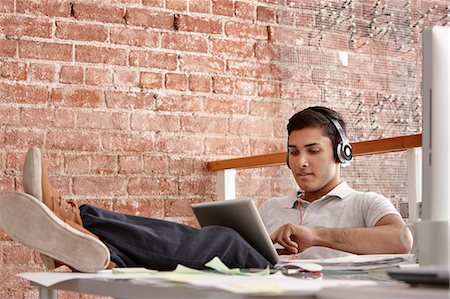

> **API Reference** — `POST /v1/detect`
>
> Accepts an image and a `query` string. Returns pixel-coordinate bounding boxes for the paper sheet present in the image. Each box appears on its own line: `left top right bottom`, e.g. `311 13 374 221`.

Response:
279 254 416 270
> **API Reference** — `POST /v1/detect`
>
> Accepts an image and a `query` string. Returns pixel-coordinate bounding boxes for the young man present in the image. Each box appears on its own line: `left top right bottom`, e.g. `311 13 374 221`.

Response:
0 106 411 272
259 106 411 259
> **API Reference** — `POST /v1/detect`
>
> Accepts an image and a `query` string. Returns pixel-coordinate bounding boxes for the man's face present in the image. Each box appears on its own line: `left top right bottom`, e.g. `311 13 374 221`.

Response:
287 127 341 201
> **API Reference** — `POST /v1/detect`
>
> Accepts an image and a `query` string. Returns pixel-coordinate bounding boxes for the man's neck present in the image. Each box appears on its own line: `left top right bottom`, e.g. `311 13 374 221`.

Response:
303 179 342 202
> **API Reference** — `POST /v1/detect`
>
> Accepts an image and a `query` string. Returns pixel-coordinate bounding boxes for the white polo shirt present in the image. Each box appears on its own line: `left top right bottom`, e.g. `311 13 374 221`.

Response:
258 182 401 259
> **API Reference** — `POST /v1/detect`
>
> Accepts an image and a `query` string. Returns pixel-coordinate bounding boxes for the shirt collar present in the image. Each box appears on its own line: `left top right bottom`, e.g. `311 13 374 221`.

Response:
290 182 353 208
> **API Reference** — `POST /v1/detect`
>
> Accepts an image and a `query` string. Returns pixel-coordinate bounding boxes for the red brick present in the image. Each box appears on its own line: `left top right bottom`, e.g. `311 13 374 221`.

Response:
281 82 320 101
0 107 19 126
165 73 188 90
0 61 27 81
225 21 268 39
110 27 159 47
205 96 248 114
237 176 270 198
59 65 83 84
211 39 254 58
142 0 164 7
212 0 233 16
282 64 312 83
257 5 276 22
113 198 165 218
213 76 233 94
164 199 197 217
0 174 14 193
128 177 178 196
250 100 284 118
0 0 13 13
162 32 208 53
5 152 22 171
189 74 211 92
47 130 100 151
179 55 225 73
19 41 72 62
235 79 258 96
113 70 140 87
76 45 127 66
73 3 125 24
168 157 193 176
51 88 102 108
178 177 214 196
0 15 52 38
229 117 273 137
176 15 222 34
16 0 70 17
20 108 76 128
167 0 186 10
155 135 204 153
64 154 90 175
4 129 45 149
189 0 210 13
86 68 112 86
76 111 128 130
73 176 126 196
119 155 143 174
235 1 255 20
143 155 169 174
126 8 174 30
91 155 117 175
105 91 155 109
3 243 33 264
312 68 348 87
227 60 272 79
349 72 386 91
156 95 203 112
140 72 163 89
255 41 279 61
0 84 48 104
0 39 16 57
131 113 180 132
250 138 284 155
29 63 55 82
56 21 108 42
102 133 153 152
129 50 177 70
258 81 279 97
181 115 228 134
204 136 248 155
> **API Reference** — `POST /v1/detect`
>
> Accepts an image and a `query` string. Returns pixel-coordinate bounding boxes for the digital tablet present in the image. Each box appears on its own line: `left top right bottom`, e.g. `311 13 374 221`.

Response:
191 199 279 265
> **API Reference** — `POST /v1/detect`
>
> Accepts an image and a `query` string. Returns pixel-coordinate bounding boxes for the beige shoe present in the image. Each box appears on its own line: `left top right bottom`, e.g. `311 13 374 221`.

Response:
0 192 110 272
24 147 82 225
24 147 82 269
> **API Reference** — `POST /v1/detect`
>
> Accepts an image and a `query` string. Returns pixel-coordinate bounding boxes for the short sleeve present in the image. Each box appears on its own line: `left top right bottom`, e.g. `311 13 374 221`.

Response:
361 192 401 227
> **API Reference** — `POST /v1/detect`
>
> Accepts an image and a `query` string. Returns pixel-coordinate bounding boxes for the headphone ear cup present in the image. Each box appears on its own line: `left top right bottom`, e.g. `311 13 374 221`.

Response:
336 142 353 163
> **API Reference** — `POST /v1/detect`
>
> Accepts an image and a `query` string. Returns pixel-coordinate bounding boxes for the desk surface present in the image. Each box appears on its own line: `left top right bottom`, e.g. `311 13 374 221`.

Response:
20 271 449 299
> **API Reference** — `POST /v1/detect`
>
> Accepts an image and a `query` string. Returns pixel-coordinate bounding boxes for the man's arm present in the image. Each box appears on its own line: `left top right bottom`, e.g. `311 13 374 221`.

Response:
271 214 413 255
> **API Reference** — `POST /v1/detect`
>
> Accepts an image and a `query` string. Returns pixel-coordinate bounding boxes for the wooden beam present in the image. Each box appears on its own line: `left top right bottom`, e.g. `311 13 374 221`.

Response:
207 134 422 172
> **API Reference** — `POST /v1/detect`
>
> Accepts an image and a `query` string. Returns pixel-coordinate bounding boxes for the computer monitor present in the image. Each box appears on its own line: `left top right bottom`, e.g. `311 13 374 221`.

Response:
422 26 450 222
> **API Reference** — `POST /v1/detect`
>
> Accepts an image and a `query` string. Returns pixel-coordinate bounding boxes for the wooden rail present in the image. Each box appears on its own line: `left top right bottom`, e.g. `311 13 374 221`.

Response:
207 134 422 172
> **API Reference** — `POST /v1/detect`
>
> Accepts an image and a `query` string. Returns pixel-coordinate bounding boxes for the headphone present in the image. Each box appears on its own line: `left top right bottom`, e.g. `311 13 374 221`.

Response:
286 112 353 168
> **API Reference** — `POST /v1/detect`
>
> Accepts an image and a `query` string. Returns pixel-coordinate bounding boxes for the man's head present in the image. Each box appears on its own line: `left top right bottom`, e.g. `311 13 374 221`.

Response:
286 106 351 201
287 106 352 164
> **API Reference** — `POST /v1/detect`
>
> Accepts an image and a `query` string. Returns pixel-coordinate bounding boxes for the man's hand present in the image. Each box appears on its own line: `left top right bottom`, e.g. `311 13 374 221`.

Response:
270 223 317 255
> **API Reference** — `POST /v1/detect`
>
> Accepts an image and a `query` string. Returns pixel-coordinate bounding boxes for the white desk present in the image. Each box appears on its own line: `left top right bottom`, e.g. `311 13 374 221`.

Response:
19 271 449 299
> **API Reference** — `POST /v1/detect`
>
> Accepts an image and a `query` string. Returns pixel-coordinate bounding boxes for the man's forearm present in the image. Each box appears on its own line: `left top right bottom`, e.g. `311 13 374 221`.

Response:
311 225 409 254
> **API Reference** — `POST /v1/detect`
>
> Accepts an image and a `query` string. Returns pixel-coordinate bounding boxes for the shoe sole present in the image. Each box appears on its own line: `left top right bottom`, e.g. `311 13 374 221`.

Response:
0 192 110 272
23 147 54 269
23 147 43 201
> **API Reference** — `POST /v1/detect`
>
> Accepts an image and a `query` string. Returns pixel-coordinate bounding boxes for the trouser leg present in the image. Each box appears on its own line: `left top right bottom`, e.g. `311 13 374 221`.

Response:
79 204 272 270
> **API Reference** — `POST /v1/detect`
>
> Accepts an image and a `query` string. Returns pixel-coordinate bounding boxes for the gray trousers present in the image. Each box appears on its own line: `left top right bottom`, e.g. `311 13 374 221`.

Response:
79 204 272 270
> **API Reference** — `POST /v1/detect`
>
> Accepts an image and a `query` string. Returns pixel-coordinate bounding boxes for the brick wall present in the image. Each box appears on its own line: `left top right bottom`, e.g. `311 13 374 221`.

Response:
0 0 448 297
